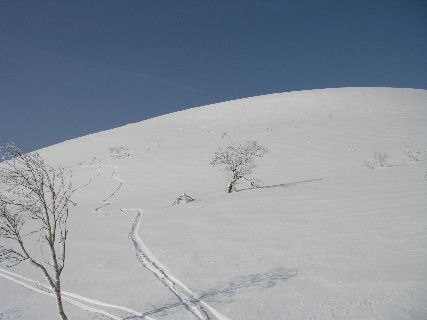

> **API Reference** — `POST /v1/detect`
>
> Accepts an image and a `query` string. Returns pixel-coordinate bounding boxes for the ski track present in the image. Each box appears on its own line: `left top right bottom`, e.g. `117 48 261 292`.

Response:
11 160 231 320
121 209 232 320
0 268 144 316
80 161 124 213
79 160 103 188
94 164 123 213
0 268 158 320
84 160 231 320
1 161 157 320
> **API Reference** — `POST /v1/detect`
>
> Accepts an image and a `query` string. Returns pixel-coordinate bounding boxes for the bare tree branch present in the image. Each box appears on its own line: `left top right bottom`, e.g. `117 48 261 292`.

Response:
0 142 74 320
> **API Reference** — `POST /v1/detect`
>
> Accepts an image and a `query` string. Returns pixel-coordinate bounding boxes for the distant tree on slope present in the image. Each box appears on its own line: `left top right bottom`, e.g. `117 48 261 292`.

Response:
210 141 268 193
0 143 74 320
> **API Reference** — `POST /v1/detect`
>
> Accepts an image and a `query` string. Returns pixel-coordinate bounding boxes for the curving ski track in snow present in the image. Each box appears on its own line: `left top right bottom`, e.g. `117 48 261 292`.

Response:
121 209 232 320
0 161 157 320
0 268 157 320
80 161 124 213
82 160 231 320
93 164 123 213
79 160 103 188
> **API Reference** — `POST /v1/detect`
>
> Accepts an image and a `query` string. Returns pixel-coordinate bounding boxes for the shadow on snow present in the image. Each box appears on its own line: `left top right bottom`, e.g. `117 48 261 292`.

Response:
124 267 297 319
236 178 323 192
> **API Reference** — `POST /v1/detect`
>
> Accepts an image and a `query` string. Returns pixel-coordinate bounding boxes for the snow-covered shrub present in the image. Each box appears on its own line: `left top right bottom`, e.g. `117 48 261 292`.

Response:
403 144 420 162
173 193 195 205
109 146 130 159
364 152 390 169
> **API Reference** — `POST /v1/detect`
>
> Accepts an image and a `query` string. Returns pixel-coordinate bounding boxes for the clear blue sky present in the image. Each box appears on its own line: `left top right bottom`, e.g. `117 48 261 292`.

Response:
1 0 426 151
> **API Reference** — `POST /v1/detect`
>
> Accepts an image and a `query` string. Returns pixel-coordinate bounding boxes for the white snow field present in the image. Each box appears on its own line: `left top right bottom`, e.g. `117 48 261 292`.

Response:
1 87 427 320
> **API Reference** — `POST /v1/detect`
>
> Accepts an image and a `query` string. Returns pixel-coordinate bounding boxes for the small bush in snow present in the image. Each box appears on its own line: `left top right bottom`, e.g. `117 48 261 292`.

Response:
210 141 268 193
109 146 130 159
364 152 390 169
173 193 195 205
403 144 420 162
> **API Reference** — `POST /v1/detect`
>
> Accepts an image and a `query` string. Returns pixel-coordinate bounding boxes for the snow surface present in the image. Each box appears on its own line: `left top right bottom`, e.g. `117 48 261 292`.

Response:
1 87 427 320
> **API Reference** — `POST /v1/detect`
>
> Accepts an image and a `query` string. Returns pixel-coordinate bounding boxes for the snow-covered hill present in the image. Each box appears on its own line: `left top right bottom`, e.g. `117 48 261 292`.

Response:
1 87 427 320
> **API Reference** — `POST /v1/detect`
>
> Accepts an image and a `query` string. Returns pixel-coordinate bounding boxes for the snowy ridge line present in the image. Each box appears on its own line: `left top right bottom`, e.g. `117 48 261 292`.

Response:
0 268 157 320
121 209 232 320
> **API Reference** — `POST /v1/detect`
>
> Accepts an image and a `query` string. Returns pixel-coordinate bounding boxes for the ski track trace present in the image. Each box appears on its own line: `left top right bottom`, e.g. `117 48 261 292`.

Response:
0 161 157 320
0 268 157 320
82 160 231 320
121 209 232 320
79 161 124 213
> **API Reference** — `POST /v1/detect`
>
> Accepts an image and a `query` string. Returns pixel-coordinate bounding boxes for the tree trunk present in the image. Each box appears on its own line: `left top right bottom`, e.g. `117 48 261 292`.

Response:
54 280 68 320
227 180 236 193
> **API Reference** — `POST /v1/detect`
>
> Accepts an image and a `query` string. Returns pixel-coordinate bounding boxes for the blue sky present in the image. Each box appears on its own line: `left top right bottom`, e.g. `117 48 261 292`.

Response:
1 0 426 151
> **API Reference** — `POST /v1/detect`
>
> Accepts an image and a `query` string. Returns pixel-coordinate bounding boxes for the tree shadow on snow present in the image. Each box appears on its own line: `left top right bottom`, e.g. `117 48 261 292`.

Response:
198 267 298 303
236 178 322 192
125 267 297 319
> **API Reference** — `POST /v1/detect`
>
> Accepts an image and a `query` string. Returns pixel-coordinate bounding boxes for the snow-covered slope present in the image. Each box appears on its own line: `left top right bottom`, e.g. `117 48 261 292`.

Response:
1 87 427 320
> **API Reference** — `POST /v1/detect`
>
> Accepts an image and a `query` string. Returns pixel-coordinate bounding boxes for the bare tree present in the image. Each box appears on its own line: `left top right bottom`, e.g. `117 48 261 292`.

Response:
0 143 74 320
210 141 268 193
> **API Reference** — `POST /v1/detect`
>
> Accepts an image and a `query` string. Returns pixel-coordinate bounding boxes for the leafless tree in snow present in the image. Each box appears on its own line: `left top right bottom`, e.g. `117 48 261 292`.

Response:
211 141 268 193
0 143 74 320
